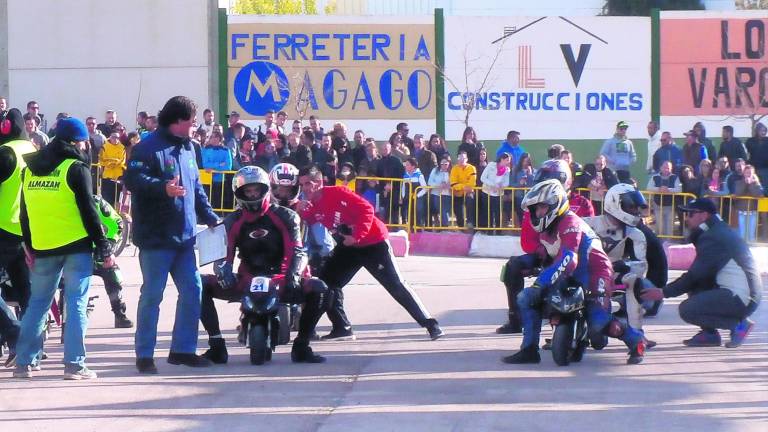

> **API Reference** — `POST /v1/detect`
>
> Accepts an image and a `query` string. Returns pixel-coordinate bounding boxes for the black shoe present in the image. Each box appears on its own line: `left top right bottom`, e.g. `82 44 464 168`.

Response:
167 352 212 368
202 338 229 364
502 346 541 364
496 321 522 334
321 327 356 341
114 312 134 329
542 338 552 350
136 358 158 374
291 341 326 363
425 319 444 340
644 337 657 350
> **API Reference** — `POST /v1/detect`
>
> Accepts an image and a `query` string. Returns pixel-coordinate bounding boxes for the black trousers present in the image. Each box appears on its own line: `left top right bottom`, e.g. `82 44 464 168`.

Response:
320 240 433 330
93 264 127 314
0 242 30 310
0 242 29 349
200 275 326 343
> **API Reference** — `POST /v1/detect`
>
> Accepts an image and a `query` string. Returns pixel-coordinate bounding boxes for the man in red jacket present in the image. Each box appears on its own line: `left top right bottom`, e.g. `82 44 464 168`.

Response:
498 159 594 334
297 166 444 341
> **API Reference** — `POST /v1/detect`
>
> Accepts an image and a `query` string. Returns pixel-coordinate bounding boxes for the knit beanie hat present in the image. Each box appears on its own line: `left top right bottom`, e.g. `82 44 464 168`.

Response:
56 117 89 142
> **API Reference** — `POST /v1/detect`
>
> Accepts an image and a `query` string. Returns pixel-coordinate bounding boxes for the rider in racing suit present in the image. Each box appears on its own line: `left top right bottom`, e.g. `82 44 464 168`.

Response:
583 183 661 347
498 159 594 334
89 195 133 328
199 166 329 364
502 179 645 365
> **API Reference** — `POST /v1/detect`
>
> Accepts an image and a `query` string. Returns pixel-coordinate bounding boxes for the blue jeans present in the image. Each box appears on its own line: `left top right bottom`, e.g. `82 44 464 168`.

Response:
430 195 451 227
16 253 92 368
738 211 757 243
135 246 203 358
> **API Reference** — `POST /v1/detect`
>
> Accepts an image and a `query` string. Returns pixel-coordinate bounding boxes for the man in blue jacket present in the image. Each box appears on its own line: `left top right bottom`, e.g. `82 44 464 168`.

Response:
651 132 683 174
496 130 525 164
125 96 220 374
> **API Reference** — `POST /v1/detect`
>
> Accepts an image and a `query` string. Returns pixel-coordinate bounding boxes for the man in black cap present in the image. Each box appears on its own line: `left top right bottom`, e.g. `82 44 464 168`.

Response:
642 198 762 348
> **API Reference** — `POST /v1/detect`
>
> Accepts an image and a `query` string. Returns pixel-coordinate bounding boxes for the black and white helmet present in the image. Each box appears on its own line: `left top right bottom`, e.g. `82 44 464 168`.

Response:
269 162 300 206
232 166 270 214
604 183 648 227
521 179 569 232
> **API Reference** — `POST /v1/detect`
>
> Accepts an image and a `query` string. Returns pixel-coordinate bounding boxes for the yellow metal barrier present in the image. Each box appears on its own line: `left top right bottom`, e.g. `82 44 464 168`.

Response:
353 176 412 232
410 186 531 233
89 164 768 243
710 194 768 243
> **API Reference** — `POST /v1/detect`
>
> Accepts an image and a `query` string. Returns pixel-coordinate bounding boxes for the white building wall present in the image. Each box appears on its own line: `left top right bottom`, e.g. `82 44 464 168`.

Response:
6 0 213 128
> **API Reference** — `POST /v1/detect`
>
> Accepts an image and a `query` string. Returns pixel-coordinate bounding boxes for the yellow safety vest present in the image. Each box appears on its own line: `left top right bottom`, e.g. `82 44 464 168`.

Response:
22 158 89 250
0 140 37 236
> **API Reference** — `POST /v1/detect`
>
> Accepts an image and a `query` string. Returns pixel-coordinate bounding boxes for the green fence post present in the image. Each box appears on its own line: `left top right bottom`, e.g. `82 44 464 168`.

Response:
435 8 445 139
218 7 228 123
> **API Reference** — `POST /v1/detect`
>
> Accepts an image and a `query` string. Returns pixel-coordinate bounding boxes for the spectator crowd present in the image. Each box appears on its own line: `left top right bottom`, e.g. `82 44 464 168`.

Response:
4 94 768 243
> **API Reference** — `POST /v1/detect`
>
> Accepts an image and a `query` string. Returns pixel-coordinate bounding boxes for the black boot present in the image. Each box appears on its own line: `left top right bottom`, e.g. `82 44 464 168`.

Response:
291 340 326 363
202 338 228 364
425 318 444 340
136 357 158 374
167 352 212 367
496 314 522 334
112 302 133 328
502 345 541 364
114 311 133 329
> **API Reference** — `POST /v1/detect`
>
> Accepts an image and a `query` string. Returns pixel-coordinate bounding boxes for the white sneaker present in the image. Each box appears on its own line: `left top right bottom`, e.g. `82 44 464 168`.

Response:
63 366 97 380
13 365 34 378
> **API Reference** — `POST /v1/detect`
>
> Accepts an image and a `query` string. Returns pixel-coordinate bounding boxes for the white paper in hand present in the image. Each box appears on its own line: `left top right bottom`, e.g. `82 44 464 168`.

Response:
197 224 227 266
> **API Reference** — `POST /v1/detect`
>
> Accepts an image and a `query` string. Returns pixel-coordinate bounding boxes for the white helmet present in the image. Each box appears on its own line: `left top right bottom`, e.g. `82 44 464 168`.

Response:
269 162 300 206
522 179 569 232
603 183 648 227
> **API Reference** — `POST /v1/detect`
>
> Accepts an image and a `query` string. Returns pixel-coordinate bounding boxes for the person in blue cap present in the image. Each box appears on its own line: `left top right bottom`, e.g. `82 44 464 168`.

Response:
14 117 113 380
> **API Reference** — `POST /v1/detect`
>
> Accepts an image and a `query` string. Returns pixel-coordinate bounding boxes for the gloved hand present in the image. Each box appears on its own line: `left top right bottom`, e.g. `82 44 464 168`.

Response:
283 276 303 304
94 240 114 266
612 260 631 276
215 262 236 290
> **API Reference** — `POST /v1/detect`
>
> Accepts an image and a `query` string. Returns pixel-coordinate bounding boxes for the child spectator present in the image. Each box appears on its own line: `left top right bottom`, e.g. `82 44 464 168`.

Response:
479 152 512 232
428 157 452 227
401 157 427 228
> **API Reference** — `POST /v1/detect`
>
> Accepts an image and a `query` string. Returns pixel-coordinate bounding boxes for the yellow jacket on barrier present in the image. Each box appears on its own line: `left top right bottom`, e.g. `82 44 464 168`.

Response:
450 164 476 197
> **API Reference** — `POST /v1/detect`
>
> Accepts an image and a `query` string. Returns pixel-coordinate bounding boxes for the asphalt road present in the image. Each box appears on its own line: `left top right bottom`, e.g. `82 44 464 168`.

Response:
1 249 766 432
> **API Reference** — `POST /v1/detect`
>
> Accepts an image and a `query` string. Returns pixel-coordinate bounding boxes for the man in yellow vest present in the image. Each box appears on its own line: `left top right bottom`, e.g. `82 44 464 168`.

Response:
13 117 113 380
0 108 36 366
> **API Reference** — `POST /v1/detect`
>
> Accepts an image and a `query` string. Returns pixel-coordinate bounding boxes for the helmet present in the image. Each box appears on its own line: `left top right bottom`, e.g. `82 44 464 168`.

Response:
232 166 270 214
522 179 569 233
533 159 573 191
603 183 648 227
268 163 300 206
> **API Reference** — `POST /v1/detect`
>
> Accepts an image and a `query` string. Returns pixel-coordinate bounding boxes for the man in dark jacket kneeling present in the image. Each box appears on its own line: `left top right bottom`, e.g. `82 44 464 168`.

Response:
642 198 762 348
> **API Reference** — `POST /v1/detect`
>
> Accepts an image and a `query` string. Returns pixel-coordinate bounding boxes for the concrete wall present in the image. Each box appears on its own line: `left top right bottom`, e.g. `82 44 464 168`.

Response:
6 0 215 129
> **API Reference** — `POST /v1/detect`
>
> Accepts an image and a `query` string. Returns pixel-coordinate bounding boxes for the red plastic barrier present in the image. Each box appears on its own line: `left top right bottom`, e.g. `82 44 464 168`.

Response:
409 232 473 256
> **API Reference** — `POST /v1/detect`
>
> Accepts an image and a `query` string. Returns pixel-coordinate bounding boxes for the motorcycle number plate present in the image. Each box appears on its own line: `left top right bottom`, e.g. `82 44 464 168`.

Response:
249 276 270 293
